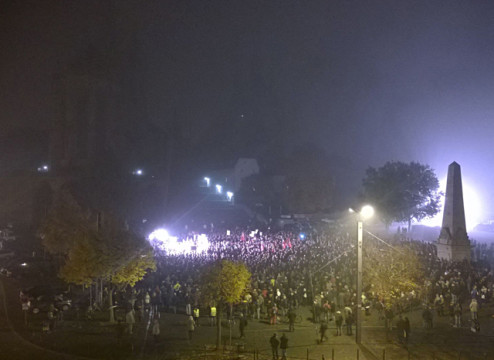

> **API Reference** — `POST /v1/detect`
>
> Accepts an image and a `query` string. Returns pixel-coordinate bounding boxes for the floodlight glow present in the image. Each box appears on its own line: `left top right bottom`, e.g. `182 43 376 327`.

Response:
204 177 210 187
147 228 211 255
20 263 27 267
360 205 375 220
216 184 222 194
148 228 169 241
299 233 306 240
133 169 143 176
226 191 234 201
195 234 209 253
37 165 49 172
420 177 482 231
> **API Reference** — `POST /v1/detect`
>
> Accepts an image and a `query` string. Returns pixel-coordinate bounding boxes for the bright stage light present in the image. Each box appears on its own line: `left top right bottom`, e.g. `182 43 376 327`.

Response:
147 228 211 255
420 177 482 231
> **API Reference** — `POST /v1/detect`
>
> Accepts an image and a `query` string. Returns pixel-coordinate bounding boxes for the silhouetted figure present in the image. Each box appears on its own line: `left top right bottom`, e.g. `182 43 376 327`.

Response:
280 333 288 360
270 333 279 360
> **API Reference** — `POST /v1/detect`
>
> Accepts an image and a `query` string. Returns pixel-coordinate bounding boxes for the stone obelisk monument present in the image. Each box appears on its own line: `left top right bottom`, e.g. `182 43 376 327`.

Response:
436 162 471 261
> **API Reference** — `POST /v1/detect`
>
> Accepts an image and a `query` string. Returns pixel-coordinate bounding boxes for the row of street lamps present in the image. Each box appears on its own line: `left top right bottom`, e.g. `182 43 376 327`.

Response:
203 177 234 202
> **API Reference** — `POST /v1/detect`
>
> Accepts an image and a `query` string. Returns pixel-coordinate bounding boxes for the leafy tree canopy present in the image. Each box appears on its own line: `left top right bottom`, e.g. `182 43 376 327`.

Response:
40 190 156 287
201 260 251 305
364 242 425 309
111 248 156 288
59 237 109 286
361 161 441 227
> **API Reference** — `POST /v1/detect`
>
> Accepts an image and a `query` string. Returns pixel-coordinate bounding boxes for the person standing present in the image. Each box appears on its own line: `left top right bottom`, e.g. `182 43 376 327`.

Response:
270 304 278 325
186 300 192 317
270 333 280 360
403 317 410 345
323 301 331 323
469 298 478 321
187 315 195 344
256 295 264 320
287 308 296 332
345 309 353 335
319 322 328 343
144 292 151 312
335 311 343 336
152 286 161 313
126 309 135 335
280 333 288 360
454 302 462 328
152 318 160 344
239 313 248 338
193 307 200 327
209 305 217 327
422 306 433 329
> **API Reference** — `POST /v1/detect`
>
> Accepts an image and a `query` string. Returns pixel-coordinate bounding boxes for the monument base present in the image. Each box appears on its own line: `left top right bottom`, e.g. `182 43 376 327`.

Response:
436 242 471 262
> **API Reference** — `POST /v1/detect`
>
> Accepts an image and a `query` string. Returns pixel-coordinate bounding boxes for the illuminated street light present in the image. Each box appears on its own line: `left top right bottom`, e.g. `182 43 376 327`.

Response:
204 177 211 187
133 169 143 176
226 191 233 201
215 184 222 194
361 204 375 219
351 205 374 345
37 164 49 172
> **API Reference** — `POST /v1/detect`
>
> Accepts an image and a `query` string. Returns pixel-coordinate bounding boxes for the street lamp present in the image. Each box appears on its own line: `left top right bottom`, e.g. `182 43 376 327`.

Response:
351 205 374 345
37 164 49 172
204 177 210 187
215 184 222 194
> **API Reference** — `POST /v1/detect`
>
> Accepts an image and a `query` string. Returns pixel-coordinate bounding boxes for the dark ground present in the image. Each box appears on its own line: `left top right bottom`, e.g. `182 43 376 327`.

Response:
2 276 494 360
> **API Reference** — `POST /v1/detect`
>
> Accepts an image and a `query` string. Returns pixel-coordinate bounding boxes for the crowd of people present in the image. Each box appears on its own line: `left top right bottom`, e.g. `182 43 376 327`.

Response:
117 220 494 348
144 225 359 323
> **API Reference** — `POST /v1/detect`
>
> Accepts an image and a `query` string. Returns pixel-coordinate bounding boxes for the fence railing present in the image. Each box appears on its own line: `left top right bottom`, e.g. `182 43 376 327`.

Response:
190 346 493 360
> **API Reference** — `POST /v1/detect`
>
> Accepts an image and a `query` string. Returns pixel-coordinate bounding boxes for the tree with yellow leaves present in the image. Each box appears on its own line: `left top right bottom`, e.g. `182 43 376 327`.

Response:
201 260 251 348
39 190 156 322
363 241 424 310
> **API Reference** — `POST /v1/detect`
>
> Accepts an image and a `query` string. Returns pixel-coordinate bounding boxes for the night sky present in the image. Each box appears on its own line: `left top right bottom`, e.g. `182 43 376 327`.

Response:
2 0 494 221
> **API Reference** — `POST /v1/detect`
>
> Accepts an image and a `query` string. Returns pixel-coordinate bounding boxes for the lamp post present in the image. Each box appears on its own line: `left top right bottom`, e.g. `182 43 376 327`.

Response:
356 220 363 345
350 205 374 345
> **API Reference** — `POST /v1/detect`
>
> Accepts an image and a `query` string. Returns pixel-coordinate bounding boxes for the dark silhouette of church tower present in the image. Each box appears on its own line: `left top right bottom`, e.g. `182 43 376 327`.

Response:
436 162 471 261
